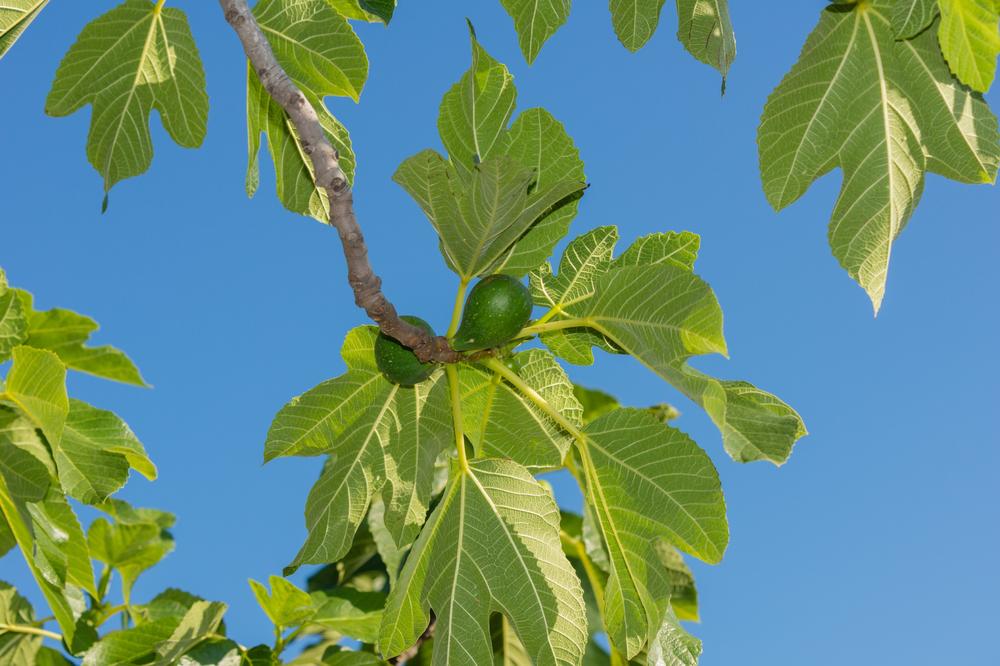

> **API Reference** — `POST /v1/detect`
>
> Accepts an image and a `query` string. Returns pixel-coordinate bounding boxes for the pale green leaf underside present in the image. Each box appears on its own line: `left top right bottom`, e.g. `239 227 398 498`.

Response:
937 0 1000 91
394 152 585 280
676 0 736 79
45 0 207 193
379 458 588 666
577 409 724 656
0 0 47 61
438 30 517 179
499 0 571 63
759 1 999 311
273 328 452 573
247 0 367 223
538 230 806 464
459 349 581 469
422 29 585 278
494 108 586 277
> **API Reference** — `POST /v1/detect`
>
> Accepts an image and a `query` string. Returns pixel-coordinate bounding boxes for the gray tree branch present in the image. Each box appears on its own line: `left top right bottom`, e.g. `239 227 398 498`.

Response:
217 0 461 363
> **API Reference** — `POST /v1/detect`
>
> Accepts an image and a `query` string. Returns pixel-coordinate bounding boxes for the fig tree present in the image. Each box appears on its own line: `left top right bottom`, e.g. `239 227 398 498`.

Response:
451 275 533 351
374 315 437 385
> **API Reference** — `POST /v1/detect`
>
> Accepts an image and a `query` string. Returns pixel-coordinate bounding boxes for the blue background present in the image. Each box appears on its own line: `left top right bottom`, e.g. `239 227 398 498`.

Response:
2 2 998 664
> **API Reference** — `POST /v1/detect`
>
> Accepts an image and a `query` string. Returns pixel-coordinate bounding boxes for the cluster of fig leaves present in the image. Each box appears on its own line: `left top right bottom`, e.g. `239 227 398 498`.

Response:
258 27 807 664
0 269 405 665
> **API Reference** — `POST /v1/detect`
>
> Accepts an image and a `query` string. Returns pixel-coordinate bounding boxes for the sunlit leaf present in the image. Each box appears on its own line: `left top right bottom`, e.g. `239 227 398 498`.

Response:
575 409 724 656
379 458 587 666
458 349 580 469
246 0 366 223
759 1 999 310
14 290 145 386
277 328 452 573
1 346 67 446
45 0 207 196
937 0 1000 91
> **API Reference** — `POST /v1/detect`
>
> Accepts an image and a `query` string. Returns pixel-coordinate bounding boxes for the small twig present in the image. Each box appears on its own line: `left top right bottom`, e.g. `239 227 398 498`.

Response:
217 0 459 363
388 613 436 664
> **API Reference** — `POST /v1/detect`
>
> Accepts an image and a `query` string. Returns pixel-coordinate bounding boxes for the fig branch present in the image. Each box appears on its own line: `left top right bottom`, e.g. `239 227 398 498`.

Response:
217 0 460 363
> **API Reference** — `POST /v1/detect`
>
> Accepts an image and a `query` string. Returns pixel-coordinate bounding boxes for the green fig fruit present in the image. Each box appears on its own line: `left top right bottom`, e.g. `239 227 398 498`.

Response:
374 315 437 385
451 275 533 351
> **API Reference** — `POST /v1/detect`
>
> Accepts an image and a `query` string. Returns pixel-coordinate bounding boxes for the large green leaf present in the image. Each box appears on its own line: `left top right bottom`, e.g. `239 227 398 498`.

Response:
379 458 588 666
402 28 585 278
458 349 580 469
45 0 207 197
499 0 571 63
493 109 586 276
276 328 452 573
246 0 366 223
937 0 1000 91
537 231 806 464
394 152 585 280
575 409 724 657
0 581 41 664
0 270 27 363
676 0 736 84
759 1 999 311
55 399 155 505
0 0 48 60
1 346 68 446
14 290 146 386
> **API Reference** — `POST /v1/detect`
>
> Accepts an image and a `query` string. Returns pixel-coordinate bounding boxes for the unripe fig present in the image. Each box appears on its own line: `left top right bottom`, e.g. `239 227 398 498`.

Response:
374 316 437 385
451 275 533 351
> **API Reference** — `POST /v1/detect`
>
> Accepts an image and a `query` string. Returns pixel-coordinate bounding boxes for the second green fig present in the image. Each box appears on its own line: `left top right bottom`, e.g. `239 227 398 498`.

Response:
451 275 533 351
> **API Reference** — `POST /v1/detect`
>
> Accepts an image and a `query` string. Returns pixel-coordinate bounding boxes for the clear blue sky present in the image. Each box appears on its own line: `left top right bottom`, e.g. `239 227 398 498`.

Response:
2 2 998 664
